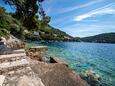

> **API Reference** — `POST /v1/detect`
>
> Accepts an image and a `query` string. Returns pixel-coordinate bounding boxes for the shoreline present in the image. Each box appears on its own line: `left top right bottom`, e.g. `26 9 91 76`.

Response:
46 55 102 86
26 45 102 86
0 37 103 86
26 40 115 44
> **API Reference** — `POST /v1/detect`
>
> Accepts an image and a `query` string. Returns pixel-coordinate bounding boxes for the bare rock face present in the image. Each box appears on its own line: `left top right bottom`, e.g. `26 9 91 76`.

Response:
0 35 25 55
31 62 90 86
5 35 25 49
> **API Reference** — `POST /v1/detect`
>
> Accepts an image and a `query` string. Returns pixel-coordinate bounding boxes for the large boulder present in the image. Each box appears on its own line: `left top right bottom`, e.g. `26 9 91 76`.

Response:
31 62 90 86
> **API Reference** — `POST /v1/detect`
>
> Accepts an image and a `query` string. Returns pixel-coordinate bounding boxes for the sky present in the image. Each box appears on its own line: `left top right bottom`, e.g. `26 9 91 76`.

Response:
0 0 115 37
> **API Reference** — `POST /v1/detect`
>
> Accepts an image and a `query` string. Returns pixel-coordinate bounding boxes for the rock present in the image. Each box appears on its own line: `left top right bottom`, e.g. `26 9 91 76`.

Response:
81 70 102 86
0 35 25 49
31 62 90 86
17 75 45 86
49 57 68 66
5 35 25 49
0 35 25 54
49 57 57 63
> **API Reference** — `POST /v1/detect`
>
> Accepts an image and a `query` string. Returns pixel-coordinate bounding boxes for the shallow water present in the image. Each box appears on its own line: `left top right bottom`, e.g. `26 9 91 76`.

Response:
27 42 115 86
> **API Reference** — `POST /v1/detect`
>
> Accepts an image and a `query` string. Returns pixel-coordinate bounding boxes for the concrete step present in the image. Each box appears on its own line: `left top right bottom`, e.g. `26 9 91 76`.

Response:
0 59 29 73
11 49 25 54
0 53 26 63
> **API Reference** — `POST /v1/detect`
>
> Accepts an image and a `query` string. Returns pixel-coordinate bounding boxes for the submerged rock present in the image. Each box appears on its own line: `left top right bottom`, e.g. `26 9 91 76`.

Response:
81 70 102 86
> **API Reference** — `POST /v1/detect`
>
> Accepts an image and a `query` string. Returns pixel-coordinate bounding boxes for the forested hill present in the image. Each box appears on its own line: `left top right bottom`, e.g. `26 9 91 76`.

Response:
25 24 73 41
80 33 115 43
0 6 73 41
37 25 73 41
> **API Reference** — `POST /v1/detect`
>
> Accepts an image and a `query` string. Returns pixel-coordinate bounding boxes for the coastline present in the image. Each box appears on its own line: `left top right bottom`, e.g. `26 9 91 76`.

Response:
0 37 104 86
26 45 102 86
26 46 90 86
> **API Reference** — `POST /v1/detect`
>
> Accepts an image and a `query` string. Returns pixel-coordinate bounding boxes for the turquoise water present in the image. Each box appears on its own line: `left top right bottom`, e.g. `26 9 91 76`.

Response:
28 42 115 86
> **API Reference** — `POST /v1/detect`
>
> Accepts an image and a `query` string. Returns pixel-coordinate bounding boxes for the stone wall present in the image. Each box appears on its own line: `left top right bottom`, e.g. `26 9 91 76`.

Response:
26 46 48 61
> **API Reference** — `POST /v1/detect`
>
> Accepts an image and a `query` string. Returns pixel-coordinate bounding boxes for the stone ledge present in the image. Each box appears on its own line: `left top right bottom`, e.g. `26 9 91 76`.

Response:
26 46 48 61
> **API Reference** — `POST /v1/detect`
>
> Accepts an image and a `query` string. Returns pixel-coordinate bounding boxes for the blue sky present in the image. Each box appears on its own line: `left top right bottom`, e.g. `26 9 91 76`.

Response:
1 0 115 37
42 0 115 37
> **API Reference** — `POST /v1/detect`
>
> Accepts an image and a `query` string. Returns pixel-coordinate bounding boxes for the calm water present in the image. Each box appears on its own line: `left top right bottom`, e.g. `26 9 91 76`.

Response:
28 42 115 86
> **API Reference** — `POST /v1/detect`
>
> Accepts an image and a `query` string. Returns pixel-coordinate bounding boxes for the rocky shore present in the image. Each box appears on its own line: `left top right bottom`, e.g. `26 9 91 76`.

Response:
0 36 101 86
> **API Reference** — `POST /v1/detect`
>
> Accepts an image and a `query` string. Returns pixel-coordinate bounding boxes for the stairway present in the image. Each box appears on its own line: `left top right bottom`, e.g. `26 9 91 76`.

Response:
0 49 44 86
0 49 29 73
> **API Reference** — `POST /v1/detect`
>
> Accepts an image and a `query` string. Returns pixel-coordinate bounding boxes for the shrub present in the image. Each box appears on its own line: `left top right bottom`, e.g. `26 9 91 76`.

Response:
0 28 9 38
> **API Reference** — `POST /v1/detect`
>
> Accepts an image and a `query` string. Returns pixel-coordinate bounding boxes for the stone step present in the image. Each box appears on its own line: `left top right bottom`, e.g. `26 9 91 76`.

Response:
0 75 5 86
11 49 25 54
0 53 26 63
0 59 29 73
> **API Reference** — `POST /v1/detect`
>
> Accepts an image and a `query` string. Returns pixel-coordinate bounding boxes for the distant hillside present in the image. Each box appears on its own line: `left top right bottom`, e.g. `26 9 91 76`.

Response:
24 25 73 41
38 25 73 41
80 33 115 43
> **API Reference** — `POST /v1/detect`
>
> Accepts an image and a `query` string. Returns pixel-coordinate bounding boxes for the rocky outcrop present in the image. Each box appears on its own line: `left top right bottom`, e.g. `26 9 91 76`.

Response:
6 35 25 49
0 35 25 49
0 35 25 54
31 61 90 86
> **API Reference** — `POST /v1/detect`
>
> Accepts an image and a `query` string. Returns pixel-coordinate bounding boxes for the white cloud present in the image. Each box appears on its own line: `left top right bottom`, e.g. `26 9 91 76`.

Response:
57 0 104 14
74 3 115 21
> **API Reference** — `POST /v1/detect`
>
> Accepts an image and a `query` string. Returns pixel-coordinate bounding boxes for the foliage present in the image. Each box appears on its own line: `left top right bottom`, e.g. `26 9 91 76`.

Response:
0 7 5 14
25 33 41 41
0 6 25 39
0 2 74 42
80 33 115 43
3 0 50 30
38 25 73 41
0 28 9 38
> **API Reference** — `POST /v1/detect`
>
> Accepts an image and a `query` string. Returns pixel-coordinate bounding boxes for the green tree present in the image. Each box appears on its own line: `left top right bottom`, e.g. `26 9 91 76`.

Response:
3 0 46 30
